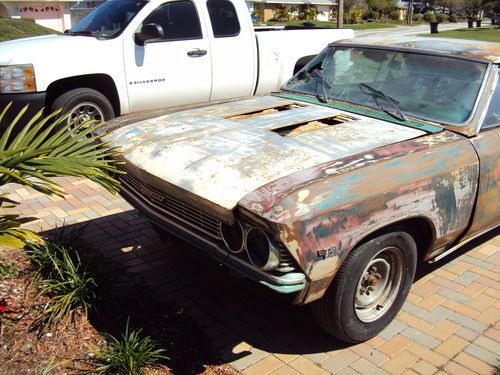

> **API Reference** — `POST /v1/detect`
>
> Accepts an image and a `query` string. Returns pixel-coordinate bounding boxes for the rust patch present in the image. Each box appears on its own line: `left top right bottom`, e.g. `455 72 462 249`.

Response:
226 103 304 121
239 131 480 304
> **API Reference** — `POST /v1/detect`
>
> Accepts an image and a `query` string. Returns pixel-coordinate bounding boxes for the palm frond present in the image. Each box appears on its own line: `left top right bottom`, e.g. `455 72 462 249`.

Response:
0 104 122 195
0 104 124 247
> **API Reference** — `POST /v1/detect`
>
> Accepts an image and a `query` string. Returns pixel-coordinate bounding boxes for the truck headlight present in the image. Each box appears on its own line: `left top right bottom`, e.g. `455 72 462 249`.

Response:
0 65 36 93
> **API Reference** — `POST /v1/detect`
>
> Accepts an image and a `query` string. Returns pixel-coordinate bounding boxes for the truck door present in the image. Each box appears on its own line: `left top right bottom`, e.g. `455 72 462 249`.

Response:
203 0 257 100
125 0 211 112
465 67 500 238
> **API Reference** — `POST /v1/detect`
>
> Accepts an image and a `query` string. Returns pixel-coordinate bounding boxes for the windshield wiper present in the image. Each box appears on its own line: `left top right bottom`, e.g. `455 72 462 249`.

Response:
359 83 407 121
311 69 331 103
298 68 331 103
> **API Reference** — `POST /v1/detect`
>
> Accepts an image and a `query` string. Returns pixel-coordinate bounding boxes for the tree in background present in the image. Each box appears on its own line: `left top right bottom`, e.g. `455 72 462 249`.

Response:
365 0 399 19
482 0 500 18
272 4 292 22
297 5 324 20
342 0 366 22
461 0 484 16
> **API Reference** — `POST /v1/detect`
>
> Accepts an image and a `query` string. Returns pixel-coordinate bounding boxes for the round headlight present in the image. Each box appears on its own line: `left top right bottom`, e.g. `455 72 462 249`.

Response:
220 221 244 253
245 227 279 271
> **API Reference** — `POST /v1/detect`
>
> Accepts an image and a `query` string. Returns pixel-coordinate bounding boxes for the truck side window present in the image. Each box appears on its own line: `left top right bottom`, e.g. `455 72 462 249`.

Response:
482 68 500 130
144 1 202 41
206 0 240 38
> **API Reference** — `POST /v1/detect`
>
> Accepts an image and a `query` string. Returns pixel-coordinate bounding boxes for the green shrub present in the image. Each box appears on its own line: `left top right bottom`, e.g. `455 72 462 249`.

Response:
436 13 448 23
364 9 379 20
448 14 458 22
389 9 400 20
349 6 365 24
298 6 323 20
412 13 424 22
273 4 291 22
423 12 436 22
94 318 167 375
27 241 98 325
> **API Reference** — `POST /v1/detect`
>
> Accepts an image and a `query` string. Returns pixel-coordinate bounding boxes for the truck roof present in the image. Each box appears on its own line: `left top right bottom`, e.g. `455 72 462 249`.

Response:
335 36 500 63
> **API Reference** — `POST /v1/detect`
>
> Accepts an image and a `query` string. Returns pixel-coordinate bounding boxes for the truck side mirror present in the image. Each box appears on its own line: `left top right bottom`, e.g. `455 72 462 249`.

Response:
135 23 164 46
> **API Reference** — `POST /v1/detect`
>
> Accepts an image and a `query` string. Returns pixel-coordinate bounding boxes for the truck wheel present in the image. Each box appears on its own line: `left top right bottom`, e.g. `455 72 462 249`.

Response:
51 88 114 126
312 232 417 344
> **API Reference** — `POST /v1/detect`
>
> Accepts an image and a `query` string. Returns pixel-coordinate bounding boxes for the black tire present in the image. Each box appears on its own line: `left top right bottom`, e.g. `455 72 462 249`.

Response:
312 231 417 344
51 88 114 126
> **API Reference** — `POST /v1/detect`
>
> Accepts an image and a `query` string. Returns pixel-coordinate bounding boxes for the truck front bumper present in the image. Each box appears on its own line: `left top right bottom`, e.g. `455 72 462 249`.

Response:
0 92 46 135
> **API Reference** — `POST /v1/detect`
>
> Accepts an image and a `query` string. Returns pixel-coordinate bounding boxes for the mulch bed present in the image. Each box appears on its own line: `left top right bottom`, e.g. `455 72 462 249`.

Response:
0 246 238 374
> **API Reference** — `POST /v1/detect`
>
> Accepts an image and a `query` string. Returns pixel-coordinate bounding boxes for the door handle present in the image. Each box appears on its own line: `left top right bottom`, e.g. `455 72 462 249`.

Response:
187 49 207 57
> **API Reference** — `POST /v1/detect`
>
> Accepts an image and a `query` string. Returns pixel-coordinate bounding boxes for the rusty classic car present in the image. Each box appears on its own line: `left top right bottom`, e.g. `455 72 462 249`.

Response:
101 36 499 343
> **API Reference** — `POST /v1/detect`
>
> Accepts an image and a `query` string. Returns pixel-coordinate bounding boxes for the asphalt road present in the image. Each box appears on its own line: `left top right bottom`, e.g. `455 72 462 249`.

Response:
354 21 475 37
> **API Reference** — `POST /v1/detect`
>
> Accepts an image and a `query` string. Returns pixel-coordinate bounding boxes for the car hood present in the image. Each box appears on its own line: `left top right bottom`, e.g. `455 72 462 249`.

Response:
104 96 426 210
0 34 111 65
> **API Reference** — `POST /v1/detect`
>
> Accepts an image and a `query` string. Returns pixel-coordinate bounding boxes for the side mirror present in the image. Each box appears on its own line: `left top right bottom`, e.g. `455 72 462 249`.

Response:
134 23 164 46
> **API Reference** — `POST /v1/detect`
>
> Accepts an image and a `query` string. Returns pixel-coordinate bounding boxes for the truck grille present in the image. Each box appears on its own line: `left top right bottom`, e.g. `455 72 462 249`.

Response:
119 169 222 240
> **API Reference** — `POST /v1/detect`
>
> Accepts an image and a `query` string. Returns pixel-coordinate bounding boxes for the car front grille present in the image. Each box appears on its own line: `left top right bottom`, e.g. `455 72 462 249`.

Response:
119 169 222 240
118 167 299 274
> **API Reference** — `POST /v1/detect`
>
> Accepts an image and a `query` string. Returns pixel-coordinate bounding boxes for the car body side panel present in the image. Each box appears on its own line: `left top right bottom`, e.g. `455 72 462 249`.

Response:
239 131 479 303
463 128 500 238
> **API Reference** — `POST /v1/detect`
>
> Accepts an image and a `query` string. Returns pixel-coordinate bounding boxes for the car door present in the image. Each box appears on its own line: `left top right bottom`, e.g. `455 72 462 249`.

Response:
203 0 257 100
125 0 211 112
465 66 500 238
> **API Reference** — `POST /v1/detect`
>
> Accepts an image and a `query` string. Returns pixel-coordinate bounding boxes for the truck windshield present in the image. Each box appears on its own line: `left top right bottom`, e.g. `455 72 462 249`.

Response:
283 47 488 125
68 0 148 39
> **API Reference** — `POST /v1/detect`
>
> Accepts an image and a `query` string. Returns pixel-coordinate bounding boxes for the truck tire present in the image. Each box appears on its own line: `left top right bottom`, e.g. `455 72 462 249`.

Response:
51 88 114 126
312 231 417 344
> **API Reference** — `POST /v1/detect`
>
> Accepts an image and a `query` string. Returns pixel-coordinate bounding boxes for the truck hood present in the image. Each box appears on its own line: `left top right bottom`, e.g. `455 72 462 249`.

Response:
0 34 109 65
105 96 426 210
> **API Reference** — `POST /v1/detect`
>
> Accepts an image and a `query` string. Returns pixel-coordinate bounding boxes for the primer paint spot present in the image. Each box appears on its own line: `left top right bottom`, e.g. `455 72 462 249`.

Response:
295 205 310 217
298 189 310 202
272 205 284 216
251 203 264 213
325 168 337 175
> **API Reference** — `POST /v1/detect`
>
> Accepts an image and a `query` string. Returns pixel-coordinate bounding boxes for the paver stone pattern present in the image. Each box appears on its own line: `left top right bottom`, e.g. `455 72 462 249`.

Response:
2 176 498 374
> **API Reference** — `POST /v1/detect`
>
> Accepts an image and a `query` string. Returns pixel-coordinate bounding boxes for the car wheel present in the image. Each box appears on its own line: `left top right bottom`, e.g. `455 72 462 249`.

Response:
51 88 114 127
312 231 417 344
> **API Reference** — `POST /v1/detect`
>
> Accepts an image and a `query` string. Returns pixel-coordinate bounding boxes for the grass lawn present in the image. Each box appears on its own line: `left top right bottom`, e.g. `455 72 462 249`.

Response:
0 17 59 42
421 27 500 42
258 20 400 30
348 22 399 30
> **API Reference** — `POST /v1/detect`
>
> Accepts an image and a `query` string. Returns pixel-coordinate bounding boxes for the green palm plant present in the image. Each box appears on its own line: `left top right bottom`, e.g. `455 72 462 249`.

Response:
27 241 98 326
93 317 168 375
0 103 122 247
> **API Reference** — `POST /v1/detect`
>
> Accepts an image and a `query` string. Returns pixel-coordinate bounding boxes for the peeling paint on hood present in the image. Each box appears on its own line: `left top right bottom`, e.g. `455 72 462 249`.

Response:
105 96 426 210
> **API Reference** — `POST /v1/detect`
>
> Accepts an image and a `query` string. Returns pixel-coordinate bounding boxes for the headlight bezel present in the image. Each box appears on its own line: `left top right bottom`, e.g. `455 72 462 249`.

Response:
0 64 36 94
245 226 280 271
220 218 284 272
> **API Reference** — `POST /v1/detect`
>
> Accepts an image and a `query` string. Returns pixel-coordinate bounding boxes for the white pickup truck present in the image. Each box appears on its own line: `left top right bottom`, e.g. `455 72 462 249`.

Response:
0 0 353 128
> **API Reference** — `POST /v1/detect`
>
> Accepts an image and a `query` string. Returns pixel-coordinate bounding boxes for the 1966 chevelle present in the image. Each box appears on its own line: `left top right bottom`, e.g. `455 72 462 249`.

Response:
100 36 499 343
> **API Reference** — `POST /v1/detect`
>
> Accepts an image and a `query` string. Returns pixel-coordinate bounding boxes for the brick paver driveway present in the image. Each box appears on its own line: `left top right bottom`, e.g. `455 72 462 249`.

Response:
3 177 499 374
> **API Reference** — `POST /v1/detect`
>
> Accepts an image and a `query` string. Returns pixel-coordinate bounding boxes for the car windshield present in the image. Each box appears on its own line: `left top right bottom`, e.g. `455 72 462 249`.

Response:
69 0 148 39
283 47 488 125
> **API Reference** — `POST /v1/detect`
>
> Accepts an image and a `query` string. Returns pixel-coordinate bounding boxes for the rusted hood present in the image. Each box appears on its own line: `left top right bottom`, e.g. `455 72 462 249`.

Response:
105 96 427 210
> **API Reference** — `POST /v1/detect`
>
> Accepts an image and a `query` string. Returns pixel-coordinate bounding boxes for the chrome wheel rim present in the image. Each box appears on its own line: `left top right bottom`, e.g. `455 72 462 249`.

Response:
355 246 404 323
67 102 104 125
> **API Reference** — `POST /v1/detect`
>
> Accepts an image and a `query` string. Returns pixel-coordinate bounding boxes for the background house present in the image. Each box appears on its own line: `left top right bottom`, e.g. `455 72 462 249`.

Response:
0 0 336 33
247 0 336 22
0 0 106 32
